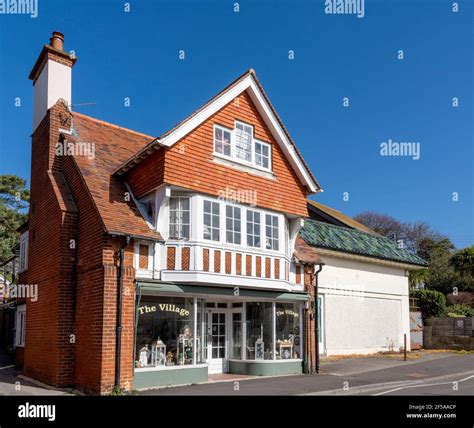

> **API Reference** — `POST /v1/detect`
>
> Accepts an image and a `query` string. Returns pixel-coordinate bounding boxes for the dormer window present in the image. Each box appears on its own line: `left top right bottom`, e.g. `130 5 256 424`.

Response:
213 121 272 172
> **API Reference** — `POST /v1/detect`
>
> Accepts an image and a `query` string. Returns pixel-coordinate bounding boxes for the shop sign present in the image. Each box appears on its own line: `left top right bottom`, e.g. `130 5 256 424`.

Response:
138 304 190 317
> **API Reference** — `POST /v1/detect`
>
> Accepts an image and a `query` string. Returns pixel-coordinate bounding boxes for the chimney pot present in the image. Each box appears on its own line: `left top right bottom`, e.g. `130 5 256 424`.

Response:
49 31 65 51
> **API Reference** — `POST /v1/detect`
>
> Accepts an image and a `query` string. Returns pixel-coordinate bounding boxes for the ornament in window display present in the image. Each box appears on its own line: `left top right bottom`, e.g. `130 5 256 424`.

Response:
152 338 166 366
139 345 150 368
166 351 175 366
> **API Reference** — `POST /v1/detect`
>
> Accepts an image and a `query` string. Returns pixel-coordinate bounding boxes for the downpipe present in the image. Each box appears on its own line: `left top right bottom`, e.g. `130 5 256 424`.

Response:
115 235 130 391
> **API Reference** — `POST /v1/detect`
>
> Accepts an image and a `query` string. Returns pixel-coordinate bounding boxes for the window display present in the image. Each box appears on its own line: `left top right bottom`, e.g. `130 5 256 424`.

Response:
276 303 301 359
135 296 205 369
246 302 274 360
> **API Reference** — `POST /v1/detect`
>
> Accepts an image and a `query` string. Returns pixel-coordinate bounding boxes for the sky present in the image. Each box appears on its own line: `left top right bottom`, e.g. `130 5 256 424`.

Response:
0 0 472 248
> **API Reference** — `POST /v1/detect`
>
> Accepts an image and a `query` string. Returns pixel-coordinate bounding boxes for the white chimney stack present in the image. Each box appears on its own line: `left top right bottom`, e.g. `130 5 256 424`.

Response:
29 31 76 133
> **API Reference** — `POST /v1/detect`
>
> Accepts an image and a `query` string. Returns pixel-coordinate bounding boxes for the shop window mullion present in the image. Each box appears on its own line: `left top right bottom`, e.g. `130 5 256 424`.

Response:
272 302 276 361
242 302 247 360
193 297 197 365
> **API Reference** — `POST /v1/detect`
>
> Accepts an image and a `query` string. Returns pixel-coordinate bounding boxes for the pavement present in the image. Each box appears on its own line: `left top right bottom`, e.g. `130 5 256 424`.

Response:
138 351 474 396
0 349 67 396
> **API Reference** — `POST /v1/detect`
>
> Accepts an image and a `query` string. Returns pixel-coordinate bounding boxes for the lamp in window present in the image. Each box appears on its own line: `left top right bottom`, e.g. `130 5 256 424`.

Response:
151 338 166 366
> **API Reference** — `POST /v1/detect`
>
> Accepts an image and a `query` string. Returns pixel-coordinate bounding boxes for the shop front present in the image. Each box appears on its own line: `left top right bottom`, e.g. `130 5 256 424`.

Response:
133 282 308 390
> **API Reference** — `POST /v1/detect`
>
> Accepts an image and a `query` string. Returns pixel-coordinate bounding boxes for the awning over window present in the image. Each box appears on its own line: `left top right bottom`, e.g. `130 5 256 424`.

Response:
136 281 309 302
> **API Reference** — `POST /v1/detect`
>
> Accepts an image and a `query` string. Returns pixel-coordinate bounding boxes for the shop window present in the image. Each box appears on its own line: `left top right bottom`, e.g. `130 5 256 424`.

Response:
276 303 301 359
231 312 242 359
245 302 274 360
135 296 206 369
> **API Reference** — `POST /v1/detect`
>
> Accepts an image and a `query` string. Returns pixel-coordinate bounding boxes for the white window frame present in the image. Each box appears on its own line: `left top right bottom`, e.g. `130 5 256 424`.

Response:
19 231 28 273
15 305 26 347
246 209 261 248
213 122 272 173
233 120 254 164
169 197 191 240
265 214 280 251
254 139 272 171
203 199 220 242
213 125 232 158
225 205 242 245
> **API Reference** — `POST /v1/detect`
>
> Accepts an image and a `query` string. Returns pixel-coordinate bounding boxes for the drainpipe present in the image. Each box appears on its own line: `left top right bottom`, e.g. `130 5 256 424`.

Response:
115 235 130 391
313 263 324 374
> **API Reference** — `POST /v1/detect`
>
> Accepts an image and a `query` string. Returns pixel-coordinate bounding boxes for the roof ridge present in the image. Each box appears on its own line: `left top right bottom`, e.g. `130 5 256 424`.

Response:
71 111 156 140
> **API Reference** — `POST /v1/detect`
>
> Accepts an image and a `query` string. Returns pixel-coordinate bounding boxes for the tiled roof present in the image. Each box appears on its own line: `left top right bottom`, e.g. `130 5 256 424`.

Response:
300 219 427 266
65 112 162 240
307 199 377 234
114 69 322 193
294 236 324 264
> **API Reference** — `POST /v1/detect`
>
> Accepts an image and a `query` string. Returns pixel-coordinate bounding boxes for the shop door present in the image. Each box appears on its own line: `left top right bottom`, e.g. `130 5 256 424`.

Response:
207 310 228 374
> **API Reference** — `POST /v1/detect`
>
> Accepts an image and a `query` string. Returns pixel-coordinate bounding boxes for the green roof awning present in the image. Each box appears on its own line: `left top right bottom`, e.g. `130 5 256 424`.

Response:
136 281 309 301
300 220 428 267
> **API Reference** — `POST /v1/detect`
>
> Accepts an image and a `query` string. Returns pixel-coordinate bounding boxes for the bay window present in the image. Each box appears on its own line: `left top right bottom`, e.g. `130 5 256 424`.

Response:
265 214 279 251
169 197 190 239
246 302 274 360
203 200 220 241
246 209 261 248
276 303 301 359
135 296 206 369
225 205 241 244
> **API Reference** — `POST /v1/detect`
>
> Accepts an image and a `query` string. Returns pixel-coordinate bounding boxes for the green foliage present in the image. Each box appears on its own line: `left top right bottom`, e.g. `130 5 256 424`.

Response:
410 289 447 320
450 246 474 277
110 386 125 396
0 175 29 264
446 304 474 317
409 268 429 288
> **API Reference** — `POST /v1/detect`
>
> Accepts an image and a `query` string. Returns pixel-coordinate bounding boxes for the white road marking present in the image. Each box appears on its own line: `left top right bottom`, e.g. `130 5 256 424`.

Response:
373 375 474 396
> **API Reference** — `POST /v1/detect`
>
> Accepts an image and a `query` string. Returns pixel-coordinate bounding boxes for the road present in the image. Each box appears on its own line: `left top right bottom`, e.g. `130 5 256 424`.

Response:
138 352 474 396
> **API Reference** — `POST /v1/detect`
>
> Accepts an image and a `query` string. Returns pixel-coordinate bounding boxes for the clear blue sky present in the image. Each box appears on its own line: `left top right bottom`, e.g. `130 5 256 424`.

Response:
0 0 472 248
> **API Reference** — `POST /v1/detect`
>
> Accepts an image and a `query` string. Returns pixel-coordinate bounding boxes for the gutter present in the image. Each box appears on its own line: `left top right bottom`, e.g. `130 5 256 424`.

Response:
115 235 130 391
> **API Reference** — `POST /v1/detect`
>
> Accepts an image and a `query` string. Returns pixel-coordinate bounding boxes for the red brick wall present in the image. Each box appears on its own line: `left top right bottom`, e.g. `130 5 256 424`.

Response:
126 92 309 216
24 100 137 395
24 102 77 388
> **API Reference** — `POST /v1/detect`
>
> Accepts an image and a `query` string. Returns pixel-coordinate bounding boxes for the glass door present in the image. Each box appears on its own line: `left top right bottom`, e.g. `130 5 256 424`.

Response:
207 310 228 373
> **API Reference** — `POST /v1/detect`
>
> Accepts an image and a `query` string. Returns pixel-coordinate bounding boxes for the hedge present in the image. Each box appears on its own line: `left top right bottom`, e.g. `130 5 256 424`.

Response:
410 289 447 320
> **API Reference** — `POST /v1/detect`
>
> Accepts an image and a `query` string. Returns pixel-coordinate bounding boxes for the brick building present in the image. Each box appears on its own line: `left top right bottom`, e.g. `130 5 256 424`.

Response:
16 32 425 394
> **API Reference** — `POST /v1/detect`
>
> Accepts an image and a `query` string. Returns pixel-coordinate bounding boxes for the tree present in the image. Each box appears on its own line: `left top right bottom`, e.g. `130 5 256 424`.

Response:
0 175 29 264
355 211 472 294
450 246 474 277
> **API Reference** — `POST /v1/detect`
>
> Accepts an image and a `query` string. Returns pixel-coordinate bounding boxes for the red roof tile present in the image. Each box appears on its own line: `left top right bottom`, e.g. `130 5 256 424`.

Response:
64 112 162 240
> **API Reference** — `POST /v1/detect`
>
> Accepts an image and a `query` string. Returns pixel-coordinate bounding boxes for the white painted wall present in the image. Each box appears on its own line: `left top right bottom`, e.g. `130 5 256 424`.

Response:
33 59 72 132
318 255 411 355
